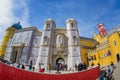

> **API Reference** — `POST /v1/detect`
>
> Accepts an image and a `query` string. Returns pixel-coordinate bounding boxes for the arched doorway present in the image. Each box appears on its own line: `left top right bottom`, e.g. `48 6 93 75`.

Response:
56 58 65 70
116 54 120 63
10 48 18 63
56 58 65 64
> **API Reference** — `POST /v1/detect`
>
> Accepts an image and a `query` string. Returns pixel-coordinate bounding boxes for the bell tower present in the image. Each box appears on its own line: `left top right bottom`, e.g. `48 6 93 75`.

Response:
66 18 82 70
35 18 56 69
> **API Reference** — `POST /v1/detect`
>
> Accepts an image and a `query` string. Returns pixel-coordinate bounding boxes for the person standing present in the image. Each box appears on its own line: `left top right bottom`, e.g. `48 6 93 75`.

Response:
97 63 100 69
39 63 41 69
29 60 33 70
61 64 64 70
47 64 51 73
64 64 67 71
78 63 83 71
32 66 35 71
56 63 60 71
83 63 87 70
16 64 20 68
100 72 105 80
107 66 111 74
110 61 115 71
75 64 78 71
21 64 25 69
56 69 61 74
106 66 111 80
39 68 45 73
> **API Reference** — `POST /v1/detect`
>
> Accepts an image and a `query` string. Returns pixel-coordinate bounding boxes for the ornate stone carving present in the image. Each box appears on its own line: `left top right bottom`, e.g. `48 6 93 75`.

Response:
43 36 49 45
56 35 65 52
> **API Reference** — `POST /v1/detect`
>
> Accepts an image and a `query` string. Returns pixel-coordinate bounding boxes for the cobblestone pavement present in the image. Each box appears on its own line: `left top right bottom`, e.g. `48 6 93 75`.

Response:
112 62 120 80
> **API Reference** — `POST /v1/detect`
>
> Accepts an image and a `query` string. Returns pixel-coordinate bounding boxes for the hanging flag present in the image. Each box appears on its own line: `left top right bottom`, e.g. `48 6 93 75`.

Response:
97 23 107 37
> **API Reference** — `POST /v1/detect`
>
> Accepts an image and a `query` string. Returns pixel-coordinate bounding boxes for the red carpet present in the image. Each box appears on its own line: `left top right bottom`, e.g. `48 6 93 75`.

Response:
0 62 99 80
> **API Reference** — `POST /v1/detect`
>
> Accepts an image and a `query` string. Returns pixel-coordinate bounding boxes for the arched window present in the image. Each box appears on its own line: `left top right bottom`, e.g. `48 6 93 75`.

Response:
34 37 38 45
107 50 111 56
43 36 49 44
42 48 46 52
46 23 50 30
71 23 75 29
87 57 89 61
88 56 91 61
114 40 116 45
91 56 93 60
74 47 77 52
94 55 96 60
73 36 77 43
58 36 62 43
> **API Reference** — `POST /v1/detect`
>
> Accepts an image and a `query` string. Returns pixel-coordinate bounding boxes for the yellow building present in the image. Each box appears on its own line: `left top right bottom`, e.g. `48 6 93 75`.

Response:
87 26 120 67
0 22 22 57
80 36 98 65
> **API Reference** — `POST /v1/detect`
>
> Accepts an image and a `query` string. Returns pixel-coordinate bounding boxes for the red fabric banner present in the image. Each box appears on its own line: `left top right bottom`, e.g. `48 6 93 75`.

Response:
0 62 99 80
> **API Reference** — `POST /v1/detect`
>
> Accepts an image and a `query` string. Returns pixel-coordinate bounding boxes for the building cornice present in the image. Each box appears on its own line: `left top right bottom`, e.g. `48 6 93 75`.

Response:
80 36 96 42
15 27 40 33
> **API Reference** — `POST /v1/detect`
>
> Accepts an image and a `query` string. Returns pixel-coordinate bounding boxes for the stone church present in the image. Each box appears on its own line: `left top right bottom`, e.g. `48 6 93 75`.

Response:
5 18 81 70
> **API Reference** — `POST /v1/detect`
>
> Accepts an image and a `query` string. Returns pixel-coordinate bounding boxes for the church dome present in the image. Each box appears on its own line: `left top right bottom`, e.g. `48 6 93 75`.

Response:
11 22 22 29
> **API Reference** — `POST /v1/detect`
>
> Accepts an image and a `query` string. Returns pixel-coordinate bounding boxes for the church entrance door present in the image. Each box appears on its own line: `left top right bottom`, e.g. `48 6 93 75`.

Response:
56 58 65 64
10 47 19 63
10 46 23 64
56 58 65 70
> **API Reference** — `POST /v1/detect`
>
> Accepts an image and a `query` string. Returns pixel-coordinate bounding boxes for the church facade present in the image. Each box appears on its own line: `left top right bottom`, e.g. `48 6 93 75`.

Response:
4 18 82 70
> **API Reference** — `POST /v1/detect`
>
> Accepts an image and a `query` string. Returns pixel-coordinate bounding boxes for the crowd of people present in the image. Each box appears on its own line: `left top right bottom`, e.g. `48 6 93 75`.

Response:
77 63 87 71
0 57 92 74
0 57 36 71
100 61 116 80
56 63 67 71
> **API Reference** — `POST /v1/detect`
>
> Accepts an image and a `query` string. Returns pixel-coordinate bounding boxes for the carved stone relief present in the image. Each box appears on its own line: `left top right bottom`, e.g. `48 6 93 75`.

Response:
43 36 49 45
56 35 65 52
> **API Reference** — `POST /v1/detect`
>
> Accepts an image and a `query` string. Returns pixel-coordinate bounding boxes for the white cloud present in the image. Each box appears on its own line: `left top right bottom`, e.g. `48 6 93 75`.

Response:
0 0 30 45
13 0 30 27
0 0 14 27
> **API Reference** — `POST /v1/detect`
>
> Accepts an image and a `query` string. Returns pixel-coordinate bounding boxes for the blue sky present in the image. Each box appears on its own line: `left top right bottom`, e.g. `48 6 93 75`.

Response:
0 0 120 44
